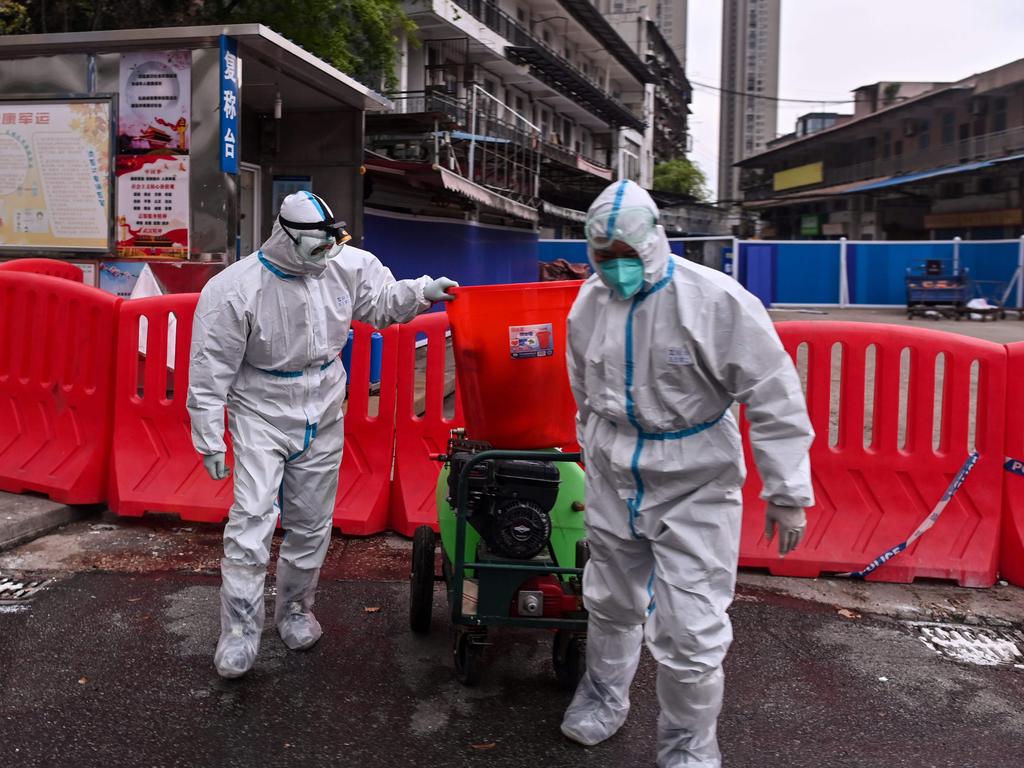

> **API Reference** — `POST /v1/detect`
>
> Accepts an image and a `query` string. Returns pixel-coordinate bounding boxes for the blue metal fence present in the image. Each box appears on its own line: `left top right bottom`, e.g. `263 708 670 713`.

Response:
736 238 1023 307
364 210 538 286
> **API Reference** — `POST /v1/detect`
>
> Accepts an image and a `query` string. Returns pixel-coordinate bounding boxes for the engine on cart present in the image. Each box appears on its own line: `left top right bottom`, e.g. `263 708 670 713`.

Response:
446 437 561 560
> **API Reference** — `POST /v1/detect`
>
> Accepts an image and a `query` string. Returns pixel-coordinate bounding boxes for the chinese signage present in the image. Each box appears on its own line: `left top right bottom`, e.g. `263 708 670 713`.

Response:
118 51 191 155
220 36 240 174
0 100 111 252
116 155 189 259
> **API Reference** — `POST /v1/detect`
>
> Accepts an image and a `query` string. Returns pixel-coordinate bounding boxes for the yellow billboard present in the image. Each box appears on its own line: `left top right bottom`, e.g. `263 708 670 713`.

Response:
773 161 824 192
0 99 112 252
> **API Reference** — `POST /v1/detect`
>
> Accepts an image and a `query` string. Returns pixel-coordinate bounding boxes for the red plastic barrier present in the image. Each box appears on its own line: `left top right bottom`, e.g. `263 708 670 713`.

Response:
0 272 120 503
739 322 1007 587
108 294 235 522
1000 342 1024 587
0 258 85 282
388 312 464 536
333 321 399 535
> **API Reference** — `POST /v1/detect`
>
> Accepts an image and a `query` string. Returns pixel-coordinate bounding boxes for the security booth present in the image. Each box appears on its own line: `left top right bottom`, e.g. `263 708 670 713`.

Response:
0 24 390 294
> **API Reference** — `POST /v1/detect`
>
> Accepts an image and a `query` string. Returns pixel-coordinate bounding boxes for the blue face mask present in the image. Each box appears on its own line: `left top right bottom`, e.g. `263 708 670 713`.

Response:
597 257 645 299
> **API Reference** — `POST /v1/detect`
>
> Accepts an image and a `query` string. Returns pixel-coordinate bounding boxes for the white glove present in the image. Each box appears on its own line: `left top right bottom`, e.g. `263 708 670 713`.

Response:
425 277 459 302
203 452 231 481
765 503 806 557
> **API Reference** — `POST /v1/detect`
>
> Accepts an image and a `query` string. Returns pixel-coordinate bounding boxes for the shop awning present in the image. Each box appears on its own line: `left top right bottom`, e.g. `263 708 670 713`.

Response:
577 156 614 181
436 167 538 222
363 155 538 223
843 159 995 193
743 176 891 208
541 201 588 223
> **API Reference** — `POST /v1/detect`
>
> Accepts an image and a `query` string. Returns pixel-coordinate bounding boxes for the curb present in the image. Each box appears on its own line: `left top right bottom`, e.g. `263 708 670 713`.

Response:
0 492 96 553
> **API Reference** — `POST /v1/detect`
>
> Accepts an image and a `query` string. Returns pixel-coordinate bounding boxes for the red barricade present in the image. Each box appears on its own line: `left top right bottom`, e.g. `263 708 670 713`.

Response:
1000 342 1024 587
388 312 464 536
108 294 235 522
333 321 399 535
739 322 1007 587
0 258 84 283
0 272 119 503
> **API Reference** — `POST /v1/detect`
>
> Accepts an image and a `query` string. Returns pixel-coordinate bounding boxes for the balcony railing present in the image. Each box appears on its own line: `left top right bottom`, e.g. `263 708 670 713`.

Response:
744 124 1024 198
449 0 640 125
385 89 467 125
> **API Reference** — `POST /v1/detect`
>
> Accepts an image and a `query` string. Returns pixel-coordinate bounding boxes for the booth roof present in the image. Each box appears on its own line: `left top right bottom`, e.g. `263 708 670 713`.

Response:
0 24 392 113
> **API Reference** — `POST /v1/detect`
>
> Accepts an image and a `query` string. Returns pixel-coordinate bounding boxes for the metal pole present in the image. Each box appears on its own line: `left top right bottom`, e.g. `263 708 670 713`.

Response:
468 85 478 182
953 235 961 274
839 237 849 307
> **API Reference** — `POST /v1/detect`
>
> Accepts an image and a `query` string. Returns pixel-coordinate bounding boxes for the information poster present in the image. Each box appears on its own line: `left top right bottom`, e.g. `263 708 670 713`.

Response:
116 155 189 259
72 260 98 286
98 260 146 298
0 100 111 251
118 51 191 155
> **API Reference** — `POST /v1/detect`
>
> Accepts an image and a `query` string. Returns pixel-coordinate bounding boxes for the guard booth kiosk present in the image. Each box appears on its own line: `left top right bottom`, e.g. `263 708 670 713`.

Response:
0 25 390 294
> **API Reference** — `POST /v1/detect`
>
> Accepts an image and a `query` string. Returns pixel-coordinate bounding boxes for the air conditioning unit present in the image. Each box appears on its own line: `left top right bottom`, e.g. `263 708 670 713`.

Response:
903 119 918 137
970 97 987 117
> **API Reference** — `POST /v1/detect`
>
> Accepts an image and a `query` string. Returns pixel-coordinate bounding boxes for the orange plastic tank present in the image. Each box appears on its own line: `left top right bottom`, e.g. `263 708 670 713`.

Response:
445 280 584 448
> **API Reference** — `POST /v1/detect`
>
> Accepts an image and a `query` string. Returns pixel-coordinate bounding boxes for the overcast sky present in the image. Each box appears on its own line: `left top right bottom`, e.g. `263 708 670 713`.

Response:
686 0 1024 200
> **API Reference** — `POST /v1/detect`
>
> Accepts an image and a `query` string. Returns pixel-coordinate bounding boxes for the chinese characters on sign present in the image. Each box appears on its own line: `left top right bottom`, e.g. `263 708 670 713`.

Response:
220 36 240 174
118 51 191 155
0 100 111 251
116 155 189 259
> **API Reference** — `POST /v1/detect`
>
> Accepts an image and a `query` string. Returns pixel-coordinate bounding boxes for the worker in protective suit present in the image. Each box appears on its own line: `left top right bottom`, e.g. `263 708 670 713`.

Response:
561 179 814 767
187 192 457 679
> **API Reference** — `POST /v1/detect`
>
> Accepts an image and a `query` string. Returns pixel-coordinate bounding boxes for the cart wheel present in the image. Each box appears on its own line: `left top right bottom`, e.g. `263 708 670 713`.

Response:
575 538 590 571
453 629 486 686
410 525 436 634
553 630 586 691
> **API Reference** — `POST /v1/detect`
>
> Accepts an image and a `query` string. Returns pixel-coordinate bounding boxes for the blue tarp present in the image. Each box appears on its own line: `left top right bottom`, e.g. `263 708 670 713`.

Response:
364 211 538 286
538 240 588 263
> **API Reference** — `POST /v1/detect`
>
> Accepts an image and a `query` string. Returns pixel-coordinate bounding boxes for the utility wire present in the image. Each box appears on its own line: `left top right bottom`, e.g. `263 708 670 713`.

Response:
690 79 855 104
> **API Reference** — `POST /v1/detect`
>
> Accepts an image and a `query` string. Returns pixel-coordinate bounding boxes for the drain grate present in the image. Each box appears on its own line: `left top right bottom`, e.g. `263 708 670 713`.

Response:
913 622 1024 668
0 576 49 602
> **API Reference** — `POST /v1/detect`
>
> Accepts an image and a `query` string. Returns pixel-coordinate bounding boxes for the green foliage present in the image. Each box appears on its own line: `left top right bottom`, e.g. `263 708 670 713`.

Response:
18 0 414 90
0 0 31 34
652 157 710 201
223 0 415 90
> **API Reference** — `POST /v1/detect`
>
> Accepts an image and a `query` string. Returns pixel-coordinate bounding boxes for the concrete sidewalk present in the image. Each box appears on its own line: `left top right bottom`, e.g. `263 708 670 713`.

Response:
0 492 95 553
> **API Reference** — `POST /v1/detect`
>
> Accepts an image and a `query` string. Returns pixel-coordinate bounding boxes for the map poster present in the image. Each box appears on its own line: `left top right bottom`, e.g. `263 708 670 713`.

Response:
116 154 189 259
118 50 191 155
0 100 111 252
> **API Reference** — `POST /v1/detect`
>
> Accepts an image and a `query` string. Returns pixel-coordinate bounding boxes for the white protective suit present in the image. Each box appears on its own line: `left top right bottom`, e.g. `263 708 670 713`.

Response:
187 192 444 678
561 180 814 767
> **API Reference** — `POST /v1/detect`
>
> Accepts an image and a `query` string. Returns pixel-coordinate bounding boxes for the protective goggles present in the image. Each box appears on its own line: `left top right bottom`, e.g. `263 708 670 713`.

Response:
279 215 352 246
585 206 657 253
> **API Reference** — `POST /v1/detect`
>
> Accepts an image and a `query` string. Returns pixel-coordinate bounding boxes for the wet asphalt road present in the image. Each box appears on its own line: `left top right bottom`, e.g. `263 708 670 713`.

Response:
1 571 1022 768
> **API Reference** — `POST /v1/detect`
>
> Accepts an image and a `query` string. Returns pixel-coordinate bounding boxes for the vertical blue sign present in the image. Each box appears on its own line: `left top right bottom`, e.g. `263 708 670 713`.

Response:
219 35 239 174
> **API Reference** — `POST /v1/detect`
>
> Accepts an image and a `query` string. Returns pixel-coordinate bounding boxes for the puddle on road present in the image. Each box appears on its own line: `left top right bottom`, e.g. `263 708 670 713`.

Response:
909 622 1024 669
